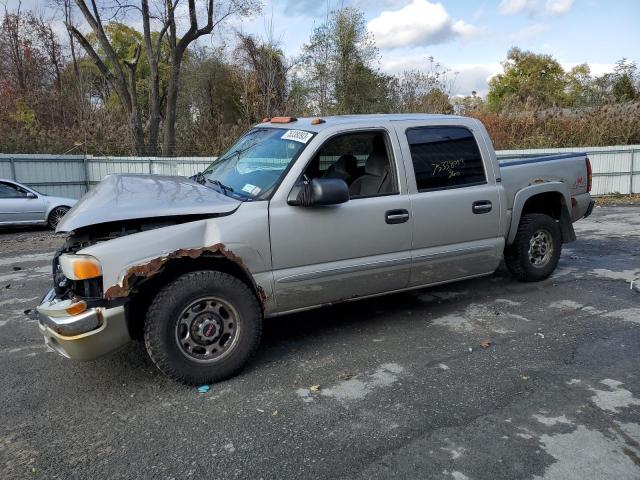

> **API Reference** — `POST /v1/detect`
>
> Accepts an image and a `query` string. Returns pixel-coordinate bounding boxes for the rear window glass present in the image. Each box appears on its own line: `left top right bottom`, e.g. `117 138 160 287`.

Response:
406 126 486 191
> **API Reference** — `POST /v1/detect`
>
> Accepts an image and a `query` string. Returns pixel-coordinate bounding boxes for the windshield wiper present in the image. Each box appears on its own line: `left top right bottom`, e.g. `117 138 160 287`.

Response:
206 178 234 195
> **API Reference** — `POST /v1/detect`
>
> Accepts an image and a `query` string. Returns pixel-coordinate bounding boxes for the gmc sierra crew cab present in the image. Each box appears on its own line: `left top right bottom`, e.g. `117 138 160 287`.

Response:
35 114 595 384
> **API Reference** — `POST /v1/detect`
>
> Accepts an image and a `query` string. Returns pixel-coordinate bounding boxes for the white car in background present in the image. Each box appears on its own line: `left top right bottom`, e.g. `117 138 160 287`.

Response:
0 179 77 229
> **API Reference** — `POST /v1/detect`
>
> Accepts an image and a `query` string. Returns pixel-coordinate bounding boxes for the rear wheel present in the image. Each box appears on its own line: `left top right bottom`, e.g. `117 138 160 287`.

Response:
48 206 69 229
144 270 262 385
505 213 562 282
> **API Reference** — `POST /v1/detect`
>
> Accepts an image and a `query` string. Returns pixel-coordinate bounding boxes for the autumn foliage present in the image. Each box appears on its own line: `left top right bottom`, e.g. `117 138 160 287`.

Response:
1 6 639 156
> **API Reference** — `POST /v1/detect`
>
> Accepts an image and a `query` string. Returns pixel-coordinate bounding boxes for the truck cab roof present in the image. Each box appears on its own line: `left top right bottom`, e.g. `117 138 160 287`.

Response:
256 114 467 132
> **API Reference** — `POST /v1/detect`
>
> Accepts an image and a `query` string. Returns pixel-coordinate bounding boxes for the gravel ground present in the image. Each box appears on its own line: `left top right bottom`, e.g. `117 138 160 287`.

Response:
0 206 639 480
595 194 640 206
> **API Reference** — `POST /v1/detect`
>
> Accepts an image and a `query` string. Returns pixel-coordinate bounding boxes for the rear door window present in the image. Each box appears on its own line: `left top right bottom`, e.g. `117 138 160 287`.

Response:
406 126 486 191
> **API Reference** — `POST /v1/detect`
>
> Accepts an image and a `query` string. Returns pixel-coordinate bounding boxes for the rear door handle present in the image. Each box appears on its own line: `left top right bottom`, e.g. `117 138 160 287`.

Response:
385 209 409 224
472 201 492 214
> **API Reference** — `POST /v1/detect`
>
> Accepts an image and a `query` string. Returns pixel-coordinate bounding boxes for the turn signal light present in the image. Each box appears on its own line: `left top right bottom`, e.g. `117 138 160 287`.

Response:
65 301 87 316
59 254 102 280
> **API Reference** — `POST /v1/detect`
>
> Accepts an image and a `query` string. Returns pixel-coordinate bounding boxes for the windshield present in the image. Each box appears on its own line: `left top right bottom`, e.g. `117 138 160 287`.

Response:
202 127 314 200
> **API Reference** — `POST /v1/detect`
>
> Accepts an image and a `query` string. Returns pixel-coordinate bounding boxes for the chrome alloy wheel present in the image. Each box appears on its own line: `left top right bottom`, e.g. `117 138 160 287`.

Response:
175 297 240 362
49 207 69 228
528 229 553 268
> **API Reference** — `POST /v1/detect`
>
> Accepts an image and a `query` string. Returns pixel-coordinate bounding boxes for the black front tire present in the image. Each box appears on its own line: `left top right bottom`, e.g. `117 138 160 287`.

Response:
144 270 262 385
505 213 562 282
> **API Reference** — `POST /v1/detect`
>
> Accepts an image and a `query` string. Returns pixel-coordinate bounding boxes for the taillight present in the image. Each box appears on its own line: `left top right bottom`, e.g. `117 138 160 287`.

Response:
586 157 592 192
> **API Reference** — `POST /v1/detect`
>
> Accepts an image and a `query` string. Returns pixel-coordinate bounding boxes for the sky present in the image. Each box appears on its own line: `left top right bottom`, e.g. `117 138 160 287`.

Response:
6 0 640 96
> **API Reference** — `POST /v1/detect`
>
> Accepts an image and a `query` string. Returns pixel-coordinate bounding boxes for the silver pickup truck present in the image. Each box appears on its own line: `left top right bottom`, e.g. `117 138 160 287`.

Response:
35 114 594 384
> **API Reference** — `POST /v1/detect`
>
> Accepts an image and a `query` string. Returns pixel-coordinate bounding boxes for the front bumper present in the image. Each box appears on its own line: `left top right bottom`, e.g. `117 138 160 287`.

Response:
36 289 131 361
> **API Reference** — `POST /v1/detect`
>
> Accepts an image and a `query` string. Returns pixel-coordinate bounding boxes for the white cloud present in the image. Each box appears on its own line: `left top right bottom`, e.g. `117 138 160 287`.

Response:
379 55 502 96
450 63 503 96
452 20 483 38
367 0 480 49
545 0 574 15
511 23 550 42
499 0 538 15
562 62 616 76
499 0 574 16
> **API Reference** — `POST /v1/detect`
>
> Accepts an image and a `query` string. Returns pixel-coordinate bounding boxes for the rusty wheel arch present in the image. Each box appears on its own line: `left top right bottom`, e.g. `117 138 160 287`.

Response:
104 244 266 311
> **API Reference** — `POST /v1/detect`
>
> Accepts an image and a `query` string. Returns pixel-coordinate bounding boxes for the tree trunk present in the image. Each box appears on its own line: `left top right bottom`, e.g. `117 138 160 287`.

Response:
163 51 183 156
129 113 146 155
147 101 161 156
141 0 161 156
146 57 161 156
124 45 145 155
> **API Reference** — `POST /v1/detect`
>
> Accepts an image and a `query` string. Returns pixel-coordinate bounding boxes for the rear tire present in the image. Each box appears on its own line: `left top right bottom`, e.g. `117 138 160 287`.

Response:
144 270 262 385
505 213 562 282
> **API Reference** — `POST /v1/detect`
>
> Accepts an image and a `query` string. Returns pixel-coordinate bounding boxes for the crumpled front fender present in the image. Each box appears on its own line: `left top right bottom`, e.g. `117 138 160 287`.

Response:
76 203 273 312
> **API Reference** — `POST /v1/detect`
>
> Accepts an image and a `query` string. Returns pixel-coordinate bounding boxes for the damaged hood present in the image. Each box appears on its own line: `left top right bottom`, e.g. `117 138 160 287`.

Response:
57 174 240 232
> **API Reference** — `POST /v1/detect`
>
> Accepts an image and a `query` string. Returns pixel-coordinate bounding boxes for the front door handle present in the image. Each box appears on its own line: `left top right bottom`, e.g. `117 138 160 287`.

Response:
472 200 492 214
386 209 409 224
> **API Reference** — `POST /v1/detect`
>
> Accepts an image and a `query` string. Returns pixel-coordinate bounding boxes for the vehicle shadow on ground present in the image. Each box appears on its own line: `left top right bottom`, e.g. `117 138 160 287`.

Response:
70 237 634 392
72 260 596 393
0 225 51 234
252 269 515 368
69 273 508 391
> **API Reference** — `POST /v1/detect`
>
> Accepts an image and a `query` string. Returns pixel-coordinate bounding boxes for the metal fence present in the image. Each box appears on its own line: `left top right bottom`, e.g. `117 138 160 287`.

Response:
1 144 638 199
0 154 213 199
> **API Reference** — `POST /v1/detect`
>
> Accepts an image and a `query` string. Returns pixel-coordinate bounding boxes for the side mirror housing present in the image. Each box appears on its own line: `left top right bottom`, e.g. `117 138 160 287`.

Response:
26 192 37 199
288 178 350 207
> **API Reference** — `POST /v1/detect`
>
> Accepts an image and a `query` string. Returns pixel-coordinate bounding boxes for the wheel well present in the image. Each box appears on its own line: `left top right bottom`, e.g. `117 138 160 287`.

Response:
521 192 564 220
125 255 262 340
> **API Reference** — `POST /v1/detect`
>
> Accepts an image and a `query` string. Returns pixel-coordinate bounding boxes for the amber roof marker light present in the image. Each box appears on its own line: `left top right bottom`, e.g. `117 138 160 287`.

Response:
310 118 326 125
270 116 298 123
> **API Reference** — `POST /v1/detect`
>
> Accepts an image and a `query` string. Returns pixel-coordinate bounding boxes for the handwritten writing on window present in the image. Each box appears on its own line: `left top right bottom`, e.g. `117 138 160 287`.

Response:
432 158 464 179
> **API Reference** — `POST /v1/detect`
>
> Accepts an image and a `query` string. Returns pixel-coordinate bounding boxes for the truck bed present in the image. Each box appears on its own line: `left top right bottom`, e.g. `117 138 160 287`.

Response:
499 152 592 221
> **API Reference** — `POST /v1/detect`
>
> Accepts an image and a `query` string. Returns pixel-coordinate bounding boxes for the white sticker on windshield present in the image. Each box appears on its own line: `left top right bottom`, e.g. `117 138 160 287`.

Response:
242 183 258 194
281 129 313 144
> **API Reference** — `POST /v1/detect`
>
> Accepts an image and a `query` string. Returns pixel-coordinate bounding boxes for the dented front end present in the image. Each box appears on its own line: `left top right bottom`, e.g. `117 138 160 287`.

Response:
36 200 273 361
103 242 265 304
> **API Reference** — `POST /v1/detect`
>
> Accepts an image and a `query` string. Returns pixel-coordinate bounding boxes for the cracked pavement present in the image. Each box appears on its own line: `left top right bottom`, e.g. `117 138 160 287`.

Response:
0 206 639 479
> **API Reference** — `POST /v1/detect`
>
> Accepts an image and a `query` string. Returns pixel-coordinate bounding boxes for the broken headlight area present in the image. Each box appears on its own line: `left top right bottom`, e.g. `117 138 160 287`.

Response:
52 250 103 302
50 216 194 302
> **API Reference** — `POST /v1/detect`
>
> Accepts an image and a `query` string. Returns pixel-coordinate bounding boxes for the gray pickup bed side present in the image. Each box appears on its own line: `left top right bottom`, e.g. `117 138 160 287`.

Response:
499 153 591 245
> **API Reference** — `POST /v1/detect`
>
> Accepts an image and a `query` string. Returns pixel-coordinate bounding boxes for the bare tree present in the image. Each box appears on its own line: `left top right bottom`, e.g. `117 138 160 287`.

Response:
236 31 288 119
65 1 146 152
29 14 64 92
53 0 80 81
65 0 258 155
1 1 27 91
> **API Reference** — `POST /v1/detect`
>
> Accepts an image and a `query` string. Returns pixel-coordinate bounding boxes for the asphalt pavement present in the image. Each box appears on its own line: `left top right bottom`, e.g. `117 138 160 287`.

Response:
0 206 639 479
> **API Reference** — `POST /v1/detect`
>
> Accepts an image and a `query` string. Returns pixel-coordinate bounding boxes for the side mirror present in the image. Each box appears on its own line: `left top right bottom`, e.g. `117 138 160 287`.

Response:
26 192 37 199
288 178 350 207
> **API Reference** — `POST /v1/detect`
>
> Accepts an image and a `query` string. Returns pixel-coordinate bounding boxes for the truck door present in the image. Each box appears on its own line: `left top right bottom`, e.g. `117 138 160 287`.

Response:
268 129 412 313
395 123 504 287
